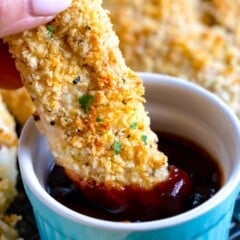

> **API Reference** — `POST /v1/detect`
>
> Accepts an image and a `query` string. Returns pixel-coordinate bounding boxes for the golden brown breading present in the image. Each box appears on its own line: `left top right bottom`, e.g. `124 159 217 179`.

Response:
199 0 240 45
0 96 18 239
5 0 168 189
103 0 240 118
0 95 17 188
0 95 17 211
3 0 239 125
0 213 20 240
0 88 35 126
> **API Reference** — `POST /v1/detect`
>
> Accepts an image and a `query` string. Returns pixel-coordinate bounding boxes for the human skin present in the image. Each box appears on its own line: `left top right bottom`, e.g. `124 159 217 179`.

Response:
0 0 71 89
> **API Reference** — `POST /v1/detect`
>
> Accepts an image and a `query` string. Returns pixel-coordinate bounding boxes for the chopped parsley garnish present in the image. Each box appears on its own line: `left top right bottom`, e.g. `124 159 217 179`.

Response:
141 135 147 145
96 116 103 122
113 140 121 154
73 76 81 84
47 25 54 38
130 122 137 130
79 94 95 113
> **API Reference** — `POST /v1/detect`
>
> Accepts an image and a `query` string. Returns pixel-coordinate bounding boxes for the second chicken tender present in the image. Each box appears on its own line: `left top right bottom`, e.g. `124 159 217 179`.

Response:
0 88 35 127
103 0 240 118
0 95 19 239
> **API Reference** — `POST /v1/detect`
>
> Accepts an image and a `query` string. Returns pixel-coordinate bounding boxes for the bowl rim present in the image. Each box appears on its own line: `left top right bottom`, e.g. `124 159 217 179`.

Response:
18 73 240 232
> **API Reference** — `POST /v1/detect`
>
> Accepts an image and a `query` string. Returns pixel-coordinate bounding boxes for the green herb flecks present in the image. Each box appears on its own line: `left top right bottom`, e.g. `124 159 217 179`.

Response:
130 122 137 130
96 116 103 122
47 25 54 38
141 135 147 145
113 140 121 154
79 94 95 113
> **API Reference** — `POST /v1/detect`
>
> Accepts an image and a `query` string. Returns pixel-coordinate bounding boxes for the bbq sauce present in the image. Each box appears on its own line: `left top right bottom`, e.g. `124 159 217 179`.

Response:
46 132 222 222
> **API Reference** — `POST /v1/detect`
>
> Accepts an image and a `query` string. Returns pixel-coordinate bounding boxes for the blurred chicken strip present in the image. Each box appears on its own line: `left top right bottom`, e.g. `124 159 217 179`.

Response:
103 0 240 118
0 95 19 239
199 0 240 45
0 94 17 212
0 88 35 127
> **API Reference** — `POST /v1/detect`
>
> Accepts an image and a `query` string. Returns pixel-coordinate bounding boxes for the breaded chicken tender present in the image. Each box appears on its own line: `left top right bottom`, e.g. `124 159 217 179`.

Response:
0 88 35 127
3 0 239 125
4 0 168 190
0 95 17 212
0 95 19 239
199 0 240 45
103 0 240 118
0 214 20 240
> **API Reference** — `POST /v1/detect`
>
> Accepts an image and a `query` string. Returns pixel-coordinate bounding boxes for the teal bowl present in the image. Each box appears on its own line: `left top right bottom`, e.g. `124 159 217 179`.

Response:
18 73 240 240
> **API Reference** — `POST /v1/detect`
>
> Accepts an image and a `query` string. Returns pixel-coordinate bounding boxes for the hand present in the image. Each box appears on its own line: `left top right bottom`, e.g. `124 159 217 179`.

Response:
0 0 72 89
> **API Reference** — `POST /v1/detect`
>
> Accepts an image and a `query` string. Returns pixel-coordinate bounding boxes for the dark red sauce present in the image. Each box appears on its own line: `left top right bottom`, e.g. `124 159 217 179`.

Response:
46 132 222 222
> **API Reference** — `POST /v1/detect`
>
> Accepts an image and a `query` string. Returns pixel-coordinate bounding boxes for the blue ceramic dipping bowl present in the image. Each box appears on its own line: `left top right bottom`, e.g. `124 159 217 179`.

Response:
18 73 240 240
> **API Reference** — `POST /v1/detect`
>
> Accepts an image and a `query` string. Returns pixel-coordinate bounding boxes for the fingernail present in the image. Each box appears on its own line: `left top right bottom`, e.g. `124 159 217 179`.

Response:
30 0 72 16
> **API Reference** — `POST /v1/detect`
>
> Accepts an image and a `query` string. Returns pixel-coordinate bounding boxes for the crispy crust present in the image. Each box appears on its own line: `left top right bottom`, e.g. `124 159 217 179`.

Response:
5 0 168 189
3 0 240 123
103 0 240 117
0 95 18 239
0 88 35 126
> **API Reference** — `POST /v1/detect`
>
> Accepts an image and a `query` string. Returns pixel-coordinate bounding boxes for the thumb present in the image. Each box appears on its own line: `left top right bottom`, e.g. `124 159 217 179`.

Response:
0 0 72 38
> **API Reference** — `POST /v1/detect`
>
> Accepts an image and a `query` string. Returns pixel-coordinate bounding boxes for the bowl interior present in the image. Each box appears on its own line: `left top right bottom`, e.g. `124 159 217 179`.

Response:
144 74 240 184
18 73 240 231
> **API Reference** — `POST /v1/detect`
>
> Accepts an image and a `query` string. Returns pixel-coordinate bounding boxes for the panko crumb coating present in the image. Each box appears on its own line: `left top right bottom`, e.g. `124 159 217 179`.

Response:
3 0 240 123
0 88 35 126
0 95 19 239
5 0 168 190
103 0 240 117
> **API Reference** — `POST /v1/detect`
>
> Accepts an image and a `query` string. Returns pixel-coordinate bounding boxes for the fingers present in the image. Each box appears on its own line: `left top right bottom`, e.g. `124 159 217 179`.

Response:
0 0 72 89
31 0 72 16
0 0 72 38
